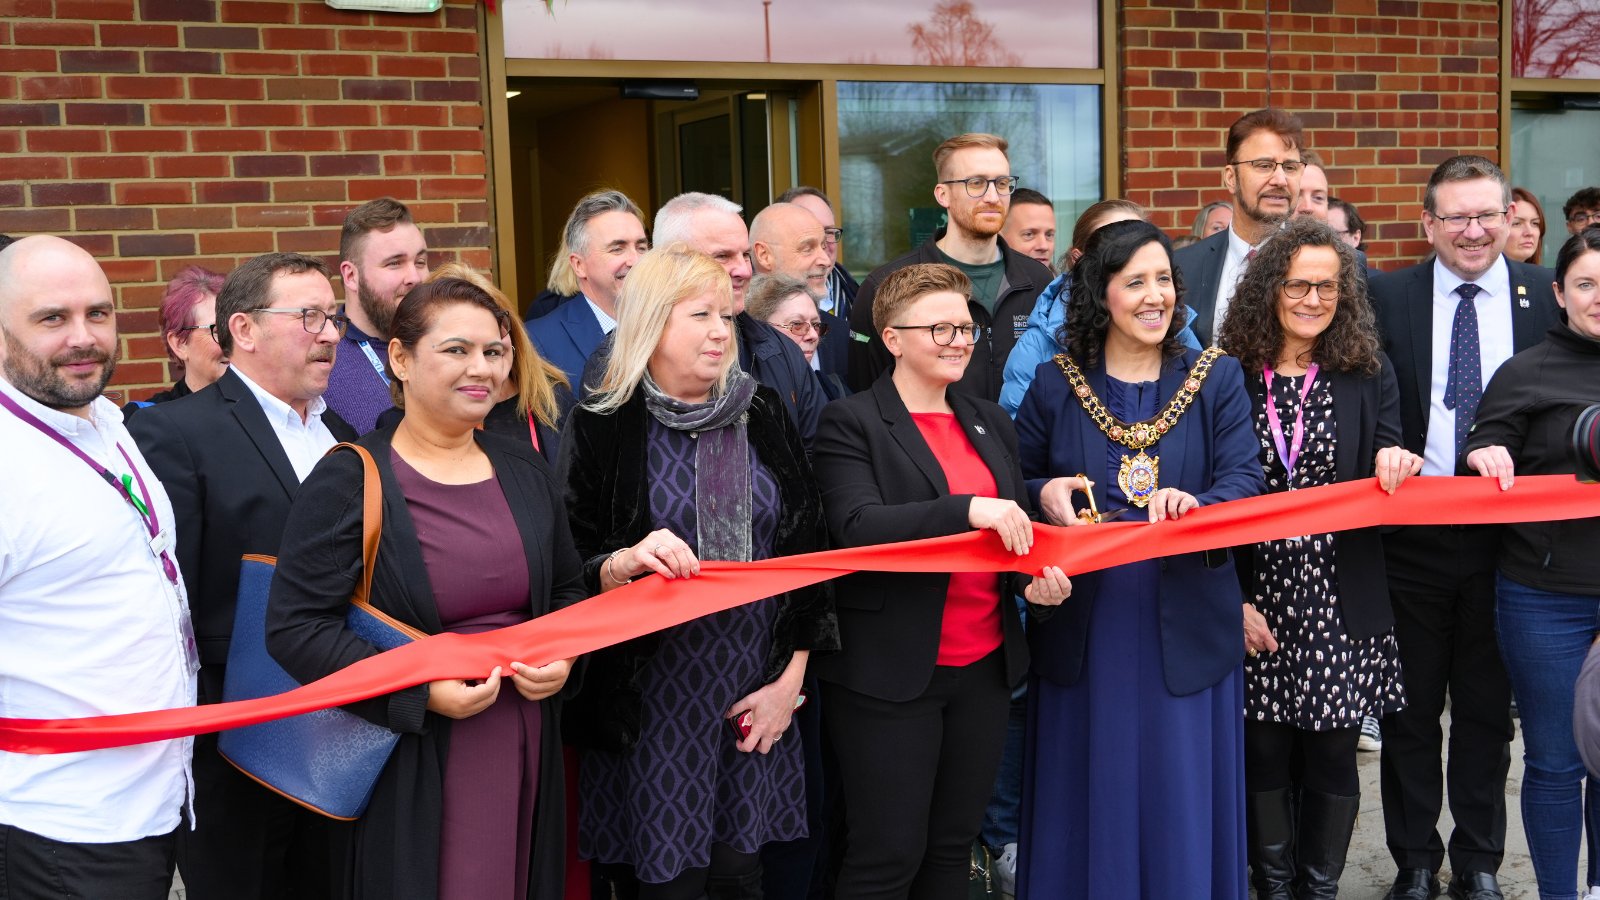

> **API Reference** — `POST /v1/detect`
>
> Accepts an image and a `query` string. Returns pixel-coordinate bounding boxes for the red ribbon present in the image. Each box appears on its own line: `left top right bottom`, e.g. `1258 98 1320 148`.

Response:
3 475 1597 755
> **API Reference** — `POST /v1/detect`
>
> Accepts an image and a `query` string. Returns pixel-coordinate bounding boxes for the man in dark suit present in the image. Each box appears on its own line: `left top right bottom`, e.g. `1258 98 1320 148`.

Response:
1371 156 1561 900
526 189 649 395
129 252 359 899
1174 108 1306 347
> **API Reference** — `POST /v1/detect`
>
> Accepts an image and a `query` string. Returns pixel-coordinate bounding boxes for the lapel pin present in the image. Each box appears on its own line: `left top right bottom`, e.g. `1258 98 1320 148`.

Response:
1518 284 1529 308
973 425 987 435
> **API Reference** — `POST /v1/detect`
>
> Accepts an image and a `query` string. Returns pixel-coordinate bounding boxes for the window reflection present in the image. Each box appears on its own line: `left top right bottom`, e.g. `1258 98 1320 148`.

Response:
837 82 1102 276
1512 0 1600 78
1511 105 1600 262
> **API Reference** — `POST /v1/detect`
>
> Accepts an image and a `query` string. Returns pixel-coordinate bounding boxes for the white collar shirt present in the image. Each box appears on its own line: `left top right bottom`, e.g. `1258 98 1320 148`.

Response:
584 294 618 335
1211 224 1262 340
0 377 196 843
229 365 338 483
1422 255 1515 475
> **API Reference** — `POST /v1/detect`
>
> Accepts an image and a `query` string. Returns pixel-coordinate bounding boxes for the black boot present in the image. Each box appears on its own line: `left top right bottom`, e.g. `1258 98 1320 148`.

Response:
1293 789 1360 899
1246 788 1295 899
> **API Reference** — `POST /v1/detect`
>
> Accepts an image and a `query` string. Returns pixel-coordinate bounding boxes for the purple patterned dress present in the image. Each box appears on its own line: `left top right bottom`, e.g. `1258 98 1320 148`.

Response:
578 419 807 883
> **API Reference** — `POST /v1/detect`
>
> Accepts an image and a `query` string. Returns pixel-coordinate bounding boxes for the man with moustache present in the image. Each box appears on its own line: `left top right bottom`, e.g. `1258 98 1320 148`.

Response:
327 197 429 433
846 132 1053 397
0 236 196 899
1001 187 1059 272
1371 156 1561 900
528 189 649 392
1175 108 1305 347
777 185 859 321
128 252 358 899
750 201 848 382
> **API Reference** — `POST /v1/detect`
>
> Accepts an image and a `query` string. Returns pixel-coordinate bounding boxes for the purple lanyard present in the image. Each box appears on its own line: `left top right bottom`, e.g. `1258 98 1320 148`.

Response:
1263 363 1319 484
0 389 179 585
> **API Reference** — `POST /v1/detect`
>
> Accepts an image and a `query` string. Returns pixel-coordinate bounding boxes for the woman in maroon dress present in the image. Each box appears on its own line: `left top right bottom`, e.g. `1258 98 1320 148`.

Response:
268 276 586 900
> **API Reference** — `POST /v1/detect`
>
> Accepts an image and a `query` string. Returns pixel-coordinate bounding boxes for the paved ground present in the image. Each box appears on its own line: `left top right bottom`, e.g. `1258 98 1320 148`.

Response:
167 714 1557 899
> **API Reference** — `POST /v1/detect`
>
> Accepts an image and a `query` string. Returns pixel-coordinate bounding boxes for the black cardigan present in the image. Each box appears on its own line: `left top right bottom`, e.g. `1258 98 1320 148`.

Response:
555 384 838 752
1235 355 1405 641
1461 325 1600 595
266 426 587 900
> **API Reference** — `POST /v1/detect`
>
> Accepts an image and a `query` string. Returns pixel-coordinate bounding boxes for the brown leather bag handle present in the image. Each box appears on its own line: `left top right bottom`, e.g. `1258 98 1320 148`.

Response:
327 443 382 606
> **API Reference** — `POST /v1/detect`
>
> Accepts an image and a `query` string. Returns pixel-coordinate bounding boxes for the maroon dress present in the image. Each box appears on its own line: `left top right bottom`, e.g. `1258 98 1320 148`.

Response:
393 452 541 900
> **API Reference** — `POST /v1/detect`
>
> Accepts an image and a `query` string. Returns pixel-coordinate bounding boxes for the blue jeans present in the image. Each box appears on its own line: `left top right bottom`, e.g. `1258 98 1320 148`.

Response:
981 687 1026 849
1496 572 1600 900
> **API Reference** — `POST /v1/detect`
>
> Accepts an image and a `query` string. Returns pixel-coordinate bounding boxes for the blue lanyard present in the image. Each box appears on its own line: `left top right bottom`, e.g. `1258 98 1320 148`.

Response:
357 339 391 386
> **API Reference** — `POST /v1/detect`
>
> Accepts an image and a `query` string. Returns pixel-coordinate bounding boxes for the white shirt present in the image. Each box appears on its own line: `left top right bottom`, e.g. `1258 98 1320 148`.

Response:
1211 225 1263 340
584 295 618 335
1421 256 1516 475
229 365 339 482
0 378 196 843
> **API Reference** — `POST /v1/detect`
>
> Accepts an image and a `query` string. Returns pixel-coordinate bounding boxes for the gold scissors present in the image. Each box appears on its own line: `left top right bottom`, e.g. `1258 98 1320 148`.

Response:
1071 474 1128 524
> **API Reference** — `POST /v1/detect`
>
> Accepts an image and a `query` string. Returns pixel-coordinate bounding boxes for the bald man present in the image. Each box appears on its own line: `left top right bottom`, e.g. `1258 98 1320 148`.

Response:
751 203 848 381
0 236 196 899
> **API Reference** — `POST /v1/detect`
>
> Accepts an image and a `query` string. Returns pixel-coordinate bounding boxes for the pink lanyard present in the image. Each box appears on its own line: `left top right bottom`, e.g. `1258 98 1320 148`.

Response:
1263 363 1319 485
526 412 541 452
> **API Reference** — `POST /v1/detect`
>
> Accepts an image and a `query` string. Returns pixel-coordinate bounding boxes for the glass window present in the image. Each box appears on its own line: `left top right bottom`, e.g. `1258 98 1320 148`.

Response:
1511 104 1600 262
836 81 1102 276
1512 0 1600 78
502 0 1098 68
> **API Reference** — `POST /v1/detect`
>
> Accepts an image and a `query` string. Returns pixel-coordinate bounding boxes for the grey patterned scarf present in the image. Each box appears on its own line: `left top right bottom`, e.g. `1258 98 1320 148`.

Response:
640 368 759 562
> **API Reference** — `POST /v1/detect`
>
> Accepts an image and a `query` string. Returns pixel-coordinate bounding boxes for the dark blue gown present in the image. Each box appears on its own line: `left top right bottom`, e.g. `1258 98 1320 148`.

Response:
1018 376 1247 900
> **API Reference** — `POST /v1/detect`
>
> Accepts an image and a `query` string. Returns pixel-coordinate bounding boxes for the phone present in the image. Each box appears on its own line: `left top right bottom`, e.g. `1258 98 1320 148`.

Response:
729 690 809 741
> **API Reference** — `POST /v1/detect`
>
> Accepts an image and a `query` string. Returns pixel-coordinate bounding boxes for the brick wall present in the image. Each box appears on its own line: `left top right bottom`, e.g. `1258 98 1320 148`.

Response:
1118 0 1501 268
0 0 491 401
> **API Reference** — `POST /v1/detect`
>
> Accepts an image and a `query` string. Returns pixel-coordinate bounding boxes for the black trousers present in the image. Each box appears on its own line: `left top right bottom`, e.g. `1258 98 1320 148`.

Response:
1244 720 1361 797
823 648 1010 900
179 666 346 900
0 823 175 900
1379 526 1514 875
762 673 827 900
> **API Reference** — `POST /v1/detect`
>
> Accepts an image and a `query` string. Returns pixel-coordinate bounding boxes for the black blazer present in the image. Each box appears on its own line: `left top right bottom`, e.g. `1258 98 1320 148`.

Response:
1234 357 1404 641
265 426 586 900
127 366 358 668
811 374 1033 702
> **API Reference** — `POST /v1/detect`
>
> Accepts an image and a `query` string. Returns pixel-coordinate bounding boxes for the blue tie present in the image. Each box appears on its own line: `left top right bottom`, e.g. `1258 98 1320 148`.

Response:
1443 283 1483 457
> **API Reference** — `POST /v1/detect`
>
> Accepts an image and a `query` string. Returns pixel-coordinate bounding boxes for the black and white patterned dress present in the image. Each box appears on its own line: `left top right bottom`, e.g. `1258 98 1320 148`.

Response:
1243 371 1405 731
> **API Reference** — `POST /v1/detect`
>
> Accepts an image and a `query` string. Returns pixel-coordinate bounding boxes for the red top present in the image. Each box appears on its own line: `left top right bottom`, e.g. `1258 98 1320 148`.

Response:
911 412 1005 666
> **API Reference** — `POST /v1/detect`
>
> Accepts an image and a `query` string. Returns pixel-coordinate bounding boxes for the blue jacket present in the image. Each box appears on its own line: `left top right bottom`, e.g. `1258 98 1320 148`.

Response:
526 294 605 393
998 271 1203 417
1013 348 1264 695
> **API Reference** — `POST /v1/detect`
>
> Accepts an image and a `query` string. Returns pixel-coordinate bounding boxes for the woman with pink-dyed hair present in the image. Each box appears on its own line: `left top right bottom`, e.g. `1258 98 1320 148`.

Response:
122 265 227 418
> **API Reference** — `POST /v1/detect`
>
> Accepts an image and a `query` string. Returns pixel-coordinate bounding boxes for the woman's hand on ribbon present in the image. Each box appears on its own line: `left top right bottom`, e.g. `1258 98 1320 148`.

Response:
968 497 1035 554
1147 488 1199 523
426 666 502 719
508 658 573 702
1374 446 1423 494
1038 476 1094 527
1466 445 1517 491
1242 603 1279 657
1024 566 1073 607
626 528 701 580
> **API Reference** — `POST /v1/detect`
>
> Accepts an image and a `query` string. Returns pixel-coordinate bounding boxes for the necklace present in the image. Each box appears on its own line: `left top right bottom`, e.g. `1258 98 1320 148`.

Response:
1053 347 1225 507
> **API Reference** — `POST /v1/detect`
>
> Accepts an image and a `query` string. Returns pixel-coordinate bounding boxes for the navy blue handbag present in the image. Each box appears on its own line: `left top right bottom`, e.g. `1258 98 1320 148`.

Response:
218 443 426 820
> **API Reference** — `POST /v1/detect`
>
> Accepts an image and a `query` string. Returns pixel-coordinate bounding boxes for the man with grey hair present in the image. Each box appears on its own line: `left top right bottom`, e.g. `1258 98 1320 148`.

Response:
1370 155 1560 900
527 189 649 390
0 236 196 899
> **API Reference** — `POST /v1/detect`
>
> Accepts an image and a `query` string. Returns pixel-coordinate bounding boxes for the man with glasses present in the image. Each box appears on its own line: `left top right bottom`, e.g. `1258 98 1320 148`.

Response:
751 201 848 383
329 197 429 433
1175 108 1307 346
129 252 358 900
778 185 859 322
1563 186 1600 235
847 132 1053 398
1369 156 1560 900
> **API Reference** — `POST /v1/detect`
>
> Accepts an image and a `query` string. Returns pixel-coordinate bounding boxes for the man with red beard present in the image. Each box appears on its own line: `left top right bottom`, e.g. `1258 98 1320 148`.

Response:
846 132 1053 398
128 252 358 899
1175 108 1306 346
329 197 429 433
0 236 196 899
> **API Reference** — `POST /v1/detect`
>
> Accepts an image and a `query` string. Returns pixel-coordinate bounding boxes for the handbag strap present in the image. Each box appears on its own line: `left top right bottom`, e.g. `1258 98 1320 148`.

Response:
326 443 381 606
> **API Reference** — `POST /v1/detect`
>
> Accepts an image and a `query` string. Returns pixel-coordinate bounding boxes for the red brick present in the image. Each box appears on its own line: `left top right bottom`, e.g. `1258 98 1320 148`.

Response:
0 208 73 232
266 77 339 101
27 129 105 153
190 75 263 100
338 28 408 53
447 56 479 79
231 104 302 127
0 129 18 152
58 0 135 18
309 154 380 177
0 103 62 126
14 22 97 45
33 182 112 206
382 154 451 176
451 105 482 128
311 203 354 226
234 154 307 177
197 180 270 203
381 105 447 127
154 154 229 178
261 27 334 50
348 179 418 201
275 229 336 253
273 179 347 202
346 129 414 151
105 76 186 100
376 55 447 79
297 1 362 24
0 0 53 15
72 155 151 179
12 158 70 180
341 79 411 102
420 177 485 200
77 206 155 231
192 127 266 151
415 80 478 103
147 50 222 73
99 23 180 46
220 0 293 22
115 181 194 204
411 31 475 54
120 232 197 257
138 0 216 21
60 50 142 73
65 102 147 125
417 130 480 152
308 103 377 127
270 130 341 152
226 52 298 75
303 54 370 77
184 24 259 48
0 49 58 72
236 204 308 227
156 205 234 229
200 229 275 254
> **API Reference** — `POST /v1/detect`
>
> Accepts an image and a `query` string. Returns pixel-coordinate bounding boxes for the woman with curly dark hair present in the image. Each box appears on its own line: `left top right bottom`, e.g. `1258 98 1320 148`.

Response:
1013 219 1264 897
1216 217 1420 899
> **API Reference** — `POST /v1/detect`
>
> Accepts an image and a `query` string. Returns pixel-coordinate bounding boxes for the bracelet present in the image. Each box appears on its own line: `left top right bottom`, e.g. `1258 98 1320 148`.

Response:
604 548 630 585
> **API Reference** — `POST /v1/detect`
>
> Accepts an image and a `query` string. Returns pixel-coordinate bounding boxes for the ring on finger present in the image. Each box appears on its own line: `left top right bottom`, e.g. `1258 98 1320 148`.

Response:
653 544 665 555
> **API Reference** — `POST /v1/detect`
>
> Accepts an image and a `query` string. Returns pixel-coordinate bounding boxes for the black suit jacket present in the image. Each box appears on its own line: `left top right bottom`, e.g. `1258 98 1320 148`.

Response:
811 374 1033 702
1235 358 1404 640
128 367 357 668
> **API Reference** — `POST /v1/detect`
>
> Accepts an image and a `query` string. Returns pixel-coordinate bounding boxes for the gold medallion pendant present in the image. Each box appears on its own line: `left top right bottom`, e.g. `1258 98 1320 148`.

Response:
1118 449 1160 508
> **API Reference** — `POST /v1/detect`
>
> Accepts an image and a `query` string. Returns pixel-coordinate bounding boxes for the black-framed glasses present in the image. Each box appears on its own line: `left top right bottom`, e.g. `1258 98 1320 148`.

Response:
889 322 983 345
176 323 219 343
822 226 844 244
779 319 829 338
249 307 350 336
1568 210 1600 226
1280 279 1340 301
1231 158 1306 176
1429 210 1508 233
938 175 1020 198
